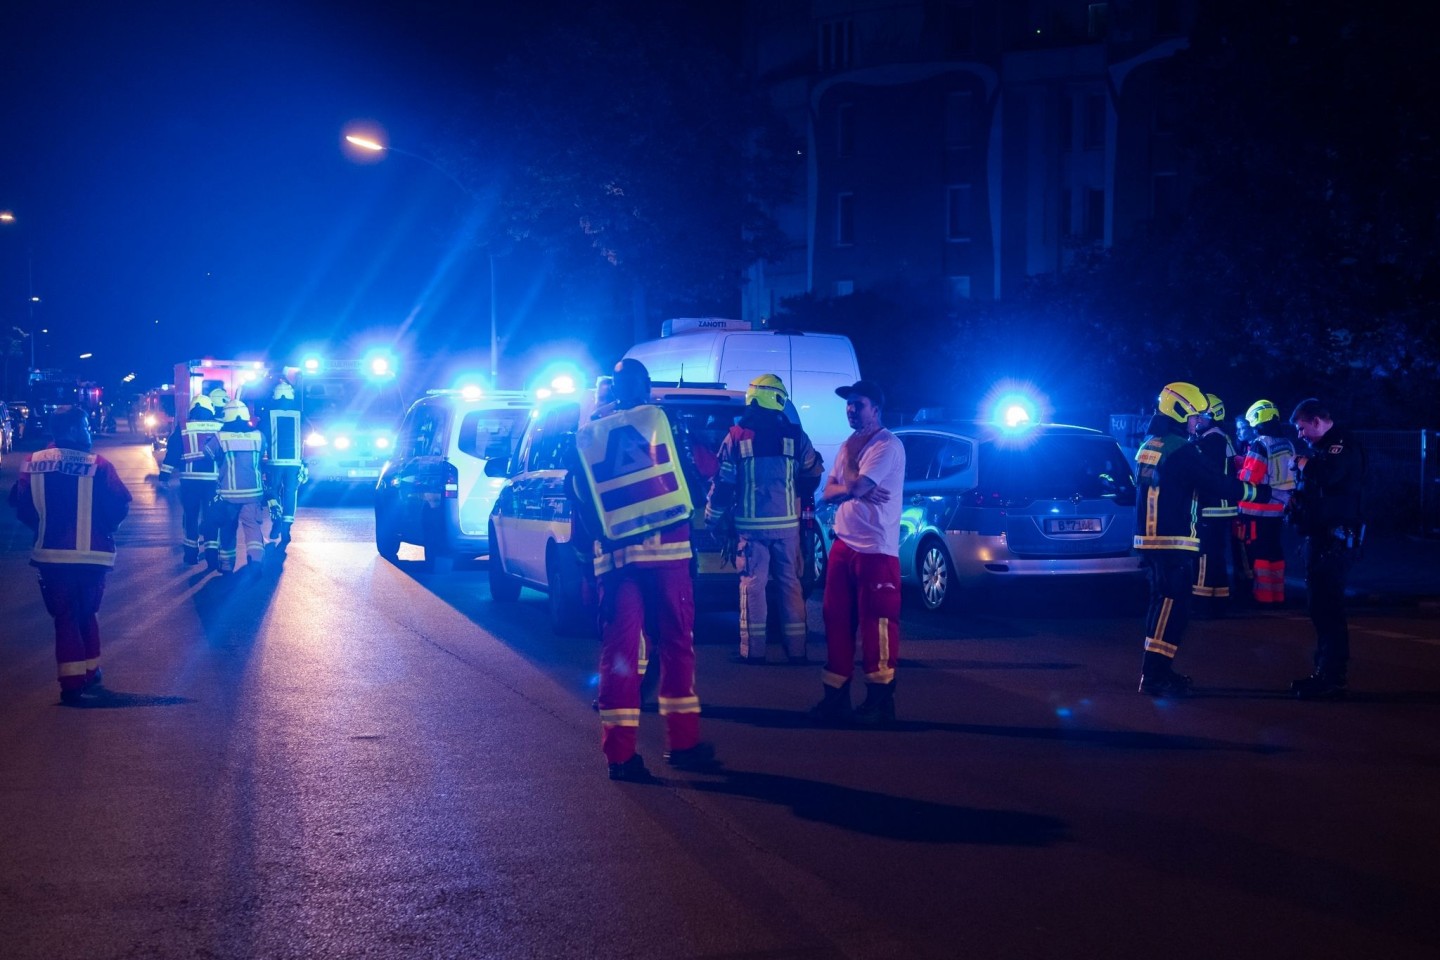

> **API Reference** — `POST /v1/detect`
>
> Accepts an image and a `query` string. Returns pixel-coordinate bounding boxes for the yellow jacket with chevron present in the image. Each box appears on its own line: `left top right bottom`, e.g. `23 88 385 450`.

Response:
203 424 268 502
1134 415 1268 551
706 406 824 534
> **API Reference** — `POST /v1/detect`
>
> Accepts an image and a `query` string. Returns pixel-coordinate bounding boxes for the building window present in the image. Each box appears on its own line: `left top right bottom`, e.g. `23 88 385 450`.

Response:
947 276 971 308
945 91 973 148
1152 173 1180 223
836 192 855 245
1086 187 1105 240
944 2 975 56
819 19 854 72
1083 93 1106 150
837 103 855 158
946 184 972 241
1087 3 1109 40
835 280 855 297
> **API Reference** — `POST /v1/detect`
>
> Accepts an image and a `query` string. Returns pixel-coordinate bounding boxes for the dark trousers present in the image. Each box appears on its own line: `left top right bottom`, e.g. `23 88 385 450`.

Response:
179 478 218 561
1192 516 1232 615
36 564 108 691
1306 536 1355 681
266 464 301 541
1141 551 1196 677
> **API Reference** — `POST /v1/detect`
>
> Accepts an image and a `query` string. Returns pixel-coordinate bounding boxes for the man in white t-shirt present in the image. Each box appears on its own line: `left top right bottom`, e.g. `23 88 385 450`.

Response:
811 380 906 726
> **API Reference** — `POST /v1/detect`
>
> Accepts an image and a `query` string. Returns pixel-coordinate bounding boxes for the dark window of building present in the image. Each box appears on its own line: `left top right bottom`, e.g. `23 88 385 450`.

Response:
1083 93 1106 150
1060 94 1074 150
837 192 855 245
1086 187 1106 240
945 91 974 148
835 280 855 297
1087 3 1109 40
945 1 975 55
819 19 854 71
947 184 972 240
948 276 972 308
1152 173 1181 224
837 103 855 157
1153 91 1179 135
1060 187 1073 237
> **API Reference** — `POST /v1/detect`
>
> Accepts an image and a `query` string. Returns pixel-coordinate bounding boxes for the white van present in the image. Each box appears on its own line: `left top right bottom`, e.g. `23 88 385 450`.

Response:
622 318 860 473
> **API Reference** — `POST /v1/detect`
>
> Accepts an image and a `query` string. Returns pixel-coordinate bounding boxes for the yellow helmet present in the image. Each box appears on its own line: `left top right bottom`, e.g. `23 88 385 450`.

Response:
192 394 216 415
1245 399 1280 427
1204 393 1225 422
1157 382 1209 423
746 373 788 412
272 381 295 401
207 386 230 407
222 399 250 423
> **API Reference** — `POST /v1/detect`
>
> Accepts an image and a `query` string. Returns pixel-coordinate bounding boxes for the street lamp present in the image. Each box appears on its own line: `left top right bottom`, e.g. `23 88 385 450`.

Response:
344 132 501 383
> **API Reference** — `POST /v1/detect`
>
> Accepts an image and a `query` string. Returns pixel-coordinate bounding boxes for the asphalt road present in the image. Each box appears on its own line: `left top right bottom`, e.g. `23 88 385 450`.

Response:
1 434 1437 960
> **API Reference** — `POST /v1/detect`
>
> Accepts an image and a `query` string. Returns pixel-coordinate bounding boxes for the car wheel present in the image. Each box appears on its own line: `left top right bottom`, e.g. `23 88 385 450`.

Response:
547 543 594 637
374 499 402 562
917 537 955 612
487 523 522 602
803 523 828 598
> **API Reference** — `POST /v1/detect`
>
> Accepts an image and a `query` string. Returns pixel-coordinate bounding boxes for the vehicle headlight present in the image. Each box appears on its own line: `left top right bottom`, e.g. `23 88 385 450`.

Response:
143 414 156 427
374 435 391 450
333 435 352 451
306 431 328 447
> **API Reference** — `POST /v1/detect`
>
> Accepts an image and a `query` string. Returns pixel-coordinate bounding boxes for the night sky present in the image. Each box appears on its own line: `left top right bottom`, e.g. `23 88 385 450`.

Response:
1 0 532 393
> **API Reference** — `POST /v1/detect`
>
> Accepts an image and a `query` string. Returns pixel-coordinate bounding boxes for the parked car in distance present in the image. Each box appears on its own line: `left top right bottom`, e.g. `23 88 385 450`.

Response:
816 418 1142 612
486 382 748 635
374 388 533 569
4 400 30 441
0 401 14 455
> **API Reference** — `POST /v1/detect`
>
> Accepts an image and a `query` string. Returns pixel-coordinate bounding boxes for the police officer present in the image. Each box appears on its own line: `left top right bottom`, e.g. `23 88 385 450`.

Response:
1287 398 1367 700
1191 393 1238 618
706 374 824 664
159 393 223 564
1134 383 1270 697
202 400 268 575
9 409 132 703
567 358 715 781
1236 400 1298 605
261 380 303 553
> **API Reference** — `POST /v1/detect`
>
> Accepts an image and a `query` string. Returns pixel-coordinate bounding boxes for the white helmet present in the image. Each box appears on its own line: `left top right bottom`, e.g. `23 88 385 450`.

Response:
222 399 250 423
272 381 295 401
192 394 216 415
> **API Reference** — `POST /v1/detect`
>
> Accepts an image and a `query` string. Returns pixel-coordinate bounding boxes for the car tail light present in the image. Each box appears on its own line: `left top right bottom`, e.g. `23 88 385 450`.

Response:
443 461 459 499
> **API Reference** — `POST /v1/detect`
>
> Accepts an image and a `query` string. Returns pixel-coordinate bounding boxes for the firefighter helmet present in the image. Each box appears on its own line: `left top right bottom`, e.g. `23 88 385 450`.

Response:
207 386 230 407
222 399 250 423
191 394 216 415
1204 393 1225 422
1245 399 1280 428
610 358 651 409
746 373 788 412
272 381 295 401
1156 382 1209 423
49 408 93 451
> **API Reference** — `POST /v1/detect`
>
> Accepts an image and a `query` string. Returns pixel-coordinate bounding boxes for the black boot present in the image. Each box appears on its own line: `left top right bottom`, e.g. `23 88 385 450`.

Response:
1138 670 1193 698
808 681 853 726
853 680 897 726
1291 673 1347 700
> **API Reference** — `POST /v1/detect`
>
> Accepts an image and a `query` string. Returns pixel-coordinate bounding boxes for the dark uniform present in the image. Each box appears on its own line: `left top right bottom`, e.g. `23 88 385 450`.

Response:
1288 420 1366 698
1191 419 1238 617
160 400 223 564
261 384 303 551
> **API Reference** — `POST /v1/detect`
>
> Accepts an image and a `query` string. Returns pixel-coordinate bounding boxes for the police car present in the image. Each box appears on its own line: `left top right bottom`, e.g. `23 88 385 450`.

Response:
485 383 747 635
374 388 533 569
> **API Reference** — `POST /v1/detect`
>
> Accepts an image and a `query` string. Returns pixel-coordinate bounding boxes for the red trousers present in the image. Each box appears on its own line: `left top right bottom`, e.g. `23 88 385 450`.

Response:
36 564 108 692
821 539 901 687
596 562 700 764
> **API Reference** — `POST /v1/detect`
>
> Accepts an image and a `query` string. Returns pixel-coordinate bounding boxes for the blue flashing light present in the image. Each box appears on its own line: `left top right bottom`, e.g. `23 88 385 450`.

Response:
303 356 322 373
980 379 1052 437
460 385 484 401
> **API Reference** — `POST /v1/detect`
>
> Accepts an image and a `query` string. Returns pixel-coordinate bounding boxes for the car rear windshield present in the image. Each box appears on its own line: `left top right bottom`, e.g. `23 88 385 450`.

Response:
978 435 1136 503
457 409 529 460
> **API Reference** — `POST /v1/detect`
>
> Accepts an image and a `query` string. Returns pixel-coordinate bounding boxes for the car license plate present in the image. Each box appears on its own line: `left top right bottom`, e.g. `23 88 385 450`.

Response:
1046 517 1102 534
347 468 381 479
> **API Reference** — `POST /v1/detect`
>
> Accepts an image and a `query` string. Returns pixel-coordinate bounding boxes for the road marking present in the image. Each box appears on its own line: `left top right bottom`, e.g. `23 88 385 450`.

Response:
1357 628 1439 646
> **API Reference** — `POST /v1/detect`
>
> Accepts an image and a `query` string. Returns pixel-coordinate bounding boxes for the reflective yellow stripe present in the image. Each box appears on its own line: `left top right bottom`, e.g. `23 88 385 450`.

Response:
735 516 799 531
658 696 701 715
1144 637 1178 658
1145 487 1158 538
1154 597 1173 644
822 669 849 688
782 623 807 636
58 661 89 677
32 473 47 546
598 709 641 726
1134 535 1200 551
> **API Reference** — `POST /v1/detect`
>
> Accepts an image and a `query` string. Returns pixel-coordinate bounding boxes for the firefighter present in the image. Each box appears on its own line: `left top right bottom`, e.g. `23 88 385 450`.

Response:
706 374 825 664
261 380 303 553
1236 399 1299 605
8 409 132 703
1287 398 1367 700
1134 383 1270 697
202 399 268 575
1190 392 1238 618
159 393 223 564
567 358 715 781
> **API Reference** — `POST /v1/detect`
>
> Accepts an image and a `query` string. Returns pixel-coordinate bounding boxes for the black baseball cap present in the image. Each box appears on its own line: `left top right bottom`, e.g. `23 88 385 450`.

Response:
835 379 885 408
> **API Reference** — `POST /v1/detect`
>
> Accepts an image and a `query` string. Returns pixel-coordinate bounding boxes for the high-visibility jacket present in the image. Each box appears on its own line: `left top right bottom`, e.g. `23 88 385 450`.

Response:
1134 416 1265 552
204 426 267 502
264 402 303 467
1194 426 1238 518
10 445 132 566
707 407 824 534
161 406 222 481
1237 432 1297 516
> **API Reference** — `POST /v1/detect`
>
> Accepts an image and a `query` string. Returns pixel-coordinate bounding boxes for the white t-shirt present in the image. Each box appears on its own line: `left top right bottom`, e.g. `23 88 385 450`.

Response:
830 427 905 556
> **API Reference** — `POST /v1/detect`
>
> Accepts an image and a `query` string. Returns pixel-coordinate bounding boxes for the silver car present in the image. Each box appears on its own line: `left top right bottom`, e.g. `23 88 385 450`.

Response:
819 420 1142 612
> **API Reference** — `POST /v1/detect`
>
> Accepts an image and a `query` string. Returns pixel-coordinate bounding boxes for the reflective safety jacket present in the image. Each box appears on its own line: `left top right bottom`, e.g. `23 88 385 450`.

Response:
1237 431 1297 516
264 401 303 467
1134 415 1266 552
1194 426 1238 518
204 425 267 502
161 405 222 481
1291 423 1366 537
707 407 824 534
10 445 132 566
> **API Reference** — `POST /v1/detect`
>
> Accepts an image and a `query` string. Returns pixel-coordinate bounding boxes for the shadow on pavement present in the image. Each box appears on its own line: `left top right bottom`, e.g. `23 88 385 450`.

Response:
1195 686 1440 705
701 704 1291 754
58 688 194 709
904 658 1082 671
677 768 1069 846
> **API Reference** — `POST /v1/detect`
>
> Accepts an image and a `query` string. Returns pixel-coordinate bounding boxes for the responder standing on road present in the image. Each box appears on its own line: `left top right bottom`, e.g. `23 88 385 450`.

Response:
1287 398 1367 700
1236 399 1298 605
159 392 223 564
706 374 825 665
261 379 303 554
202 399 268 576
810 380 906 726
8 409 132 704
1191 392 1238 618
1134 383 1271 697
567 358 715 781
